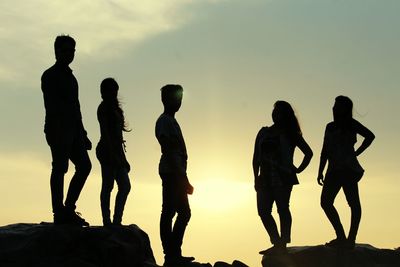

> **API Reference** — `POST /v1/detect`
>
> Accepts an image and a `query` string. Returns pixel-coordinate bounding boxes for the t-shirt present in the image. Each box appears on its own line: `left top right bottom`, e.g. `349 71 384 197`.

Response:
155 113 187 175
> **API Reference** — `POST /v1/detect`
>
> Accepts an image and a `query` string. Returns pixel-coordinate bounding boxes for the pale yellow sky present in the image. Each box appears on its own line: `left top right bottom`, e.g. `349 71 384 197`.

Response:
1 1 399 266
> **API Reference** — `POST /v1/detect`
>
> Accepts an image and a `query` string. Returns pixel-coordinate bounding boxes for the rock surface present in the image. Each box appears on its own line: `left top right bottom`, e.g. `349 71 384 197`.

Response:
0 223 248 267
2 223 397 267
0 222 157 267
262 244 400 267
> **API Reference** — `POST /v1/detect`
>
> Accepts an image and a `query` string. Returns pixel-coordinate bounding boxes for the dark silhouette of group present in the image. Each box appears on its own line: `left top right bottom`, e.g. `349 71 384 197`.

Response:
40 35 375 266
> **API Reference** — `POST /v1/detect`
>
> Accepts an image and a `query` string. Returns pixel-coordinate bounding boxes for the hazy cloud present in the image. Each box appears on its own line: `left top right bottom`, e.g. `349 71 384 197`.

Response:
0 0 225 86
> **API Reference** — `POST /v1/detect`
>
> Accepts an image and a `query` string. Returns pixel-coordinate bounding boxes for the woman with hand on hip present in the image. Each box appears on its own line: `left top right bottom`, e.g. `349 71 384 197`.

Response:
253 101 313 254
318 96 375 249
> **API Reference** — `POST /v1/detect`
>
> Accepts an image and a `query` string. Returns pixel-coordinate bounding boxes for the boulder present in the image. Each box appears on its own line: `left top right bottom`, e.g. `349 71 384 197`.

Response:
0 223 249 267
0 222 157 267
262 244 400 267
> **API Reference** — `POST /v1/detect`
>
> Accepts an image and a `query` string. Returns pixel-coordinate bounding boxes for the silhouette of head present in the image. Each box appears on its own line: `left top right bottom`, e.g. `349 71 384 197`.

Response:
333 95 353 123
54 35 76 66
272 100 302 137
101 78 119 101
161 84 183 112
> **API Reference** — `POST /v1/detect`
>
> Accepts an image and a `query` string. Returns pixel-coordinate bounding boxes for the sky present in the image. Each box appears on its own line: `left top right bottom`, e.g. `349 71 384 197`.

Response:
1 0 399 266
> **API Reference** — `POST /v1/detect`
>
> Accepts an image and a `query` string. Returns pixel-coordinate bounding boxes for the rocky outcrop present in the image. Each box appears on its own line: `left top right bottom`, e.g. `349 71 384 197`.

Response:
3 223 397 267
262 244 400 267
0 222 157 267
0 223 248 267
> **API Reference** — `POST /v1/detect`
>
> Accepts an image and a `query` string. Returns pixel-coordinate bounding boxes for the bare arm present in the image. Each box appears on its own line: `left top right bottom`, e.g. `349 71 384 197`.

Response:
317 126 329 186
354 120 375 157
252 129 264 190
295 135 313 174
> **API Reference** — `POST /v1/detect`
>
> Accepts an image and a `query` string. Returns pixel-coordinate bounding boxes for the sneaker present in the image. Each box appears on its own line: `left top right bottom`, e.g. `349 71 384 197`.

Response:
67 210 89 227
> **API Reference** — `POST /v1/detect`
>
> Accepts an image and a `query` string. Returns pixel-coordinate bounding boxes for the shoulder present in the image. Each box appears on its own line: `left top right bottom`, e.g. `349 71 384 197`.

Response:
156 114 170 129
41 65 57 81
97 102 106 114
256 126 269 139
350 118 362 129
326 121 335 130
157 114 174 125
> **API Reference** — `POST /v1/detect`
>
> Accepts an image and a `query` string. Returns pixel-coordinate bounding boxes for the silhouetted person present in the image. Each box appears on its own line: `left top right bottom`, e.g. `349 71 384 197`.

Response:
155 84 195 266
96 78 131 226
318 96 375 249
41 35 91 226
253 101 313 254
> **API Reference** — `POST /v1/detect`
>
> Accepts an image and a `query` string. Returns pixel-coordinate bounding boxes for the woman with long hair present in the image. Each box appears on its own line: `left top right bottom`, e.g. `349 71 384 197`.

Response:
318 96 375 249
96 78 132 226
253 101 313 254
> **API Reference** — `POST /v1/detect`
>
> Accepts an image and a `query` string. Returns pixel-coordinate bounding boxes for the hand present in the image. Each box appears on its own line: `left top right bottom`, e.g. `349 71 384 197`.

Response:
84 136 92 150
293 165 301 174
317 173 324 186
254 177 261 191
186 181 194 195
125 161 131 173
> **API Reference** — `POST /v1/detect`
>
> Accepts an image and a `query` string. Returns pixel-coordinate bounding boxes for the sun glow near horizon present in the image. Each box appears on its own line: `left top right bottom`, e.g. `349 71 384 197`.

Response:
191 177 252 212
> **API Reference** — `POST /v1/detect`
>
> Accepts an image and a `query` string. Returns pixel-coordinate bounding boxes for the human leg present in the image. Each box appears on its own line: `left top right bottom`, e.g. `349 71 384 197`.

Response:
63 134 91 226
172 186 191 258
275 185 293 245
100 165 115 226
46 134 71 223
160 176 177 259
65 135 91 211
320 176 346 242
113 168 131 225
160 174 194 265
257 187 280 245
343 181 361 245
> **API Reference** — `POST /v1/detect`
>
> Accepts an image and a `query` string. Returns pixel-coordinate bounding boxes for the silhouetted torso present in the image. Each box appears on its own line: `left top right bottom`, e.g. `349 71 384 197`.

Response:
96 101 126 167
41 62 84 136
155 113 187 175
322 119 365 176
256 126 299 186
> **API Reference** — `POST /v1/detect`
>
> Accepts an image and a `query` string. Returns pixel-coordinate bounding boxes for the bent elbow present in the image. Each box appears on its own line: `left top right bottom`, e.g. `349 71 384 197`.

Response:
370 133 376 142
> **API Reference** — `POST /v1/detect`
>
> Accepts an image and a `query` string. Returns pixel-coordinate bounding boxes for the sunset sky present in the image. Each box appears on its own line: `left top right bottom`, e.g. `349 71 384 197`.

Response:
1 1 399 266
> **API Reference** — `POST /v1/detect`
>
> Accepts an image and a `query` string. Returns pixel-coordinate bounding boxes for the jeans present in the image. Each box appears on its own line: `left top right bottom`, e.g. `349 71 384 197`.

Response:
257 185 293 244
159 173 191 259
46 132 91 214
100 165 131 225
321 172 361 242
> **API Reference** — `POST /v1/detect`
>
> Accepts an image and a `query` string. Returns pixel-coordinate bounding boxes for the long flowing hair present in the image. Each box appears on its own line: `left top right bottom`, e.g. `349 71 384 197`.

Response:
272 100 302 143
333 95 353 129
100 78 131 132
